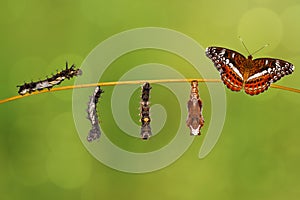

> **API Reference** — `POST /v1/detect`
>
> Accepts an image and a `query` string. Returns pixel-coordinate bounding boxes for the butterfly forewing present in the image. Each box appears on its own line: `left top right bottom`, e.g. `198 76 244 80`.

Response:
252 58 295 83
206 47 246 92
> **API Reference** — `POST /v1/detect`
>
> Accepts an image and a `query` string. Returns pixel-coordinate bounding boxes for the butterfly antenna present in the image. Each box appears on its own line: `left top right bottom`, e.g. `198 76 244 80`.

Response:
251 44 269 56
239 36 251 56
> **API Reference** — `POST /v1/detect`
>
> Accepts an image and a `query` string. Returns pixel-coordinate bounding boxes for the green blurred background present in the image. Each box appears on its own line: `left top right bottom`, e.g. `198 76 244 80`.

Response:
1 0 300 199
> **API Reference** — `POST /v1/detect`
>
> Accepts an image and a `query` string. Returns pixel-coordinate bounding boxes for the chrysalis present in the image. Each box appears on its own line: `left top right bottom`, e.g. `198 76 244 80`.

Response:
87 86 103 142
186 80 204 135
140 82 152 140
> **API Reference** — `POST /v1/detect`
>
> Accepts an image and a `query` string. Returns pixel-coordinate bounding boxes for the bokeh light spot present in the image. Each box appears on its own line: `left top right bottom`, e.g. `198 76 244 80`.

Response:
238 8 282 53
281 5 300 53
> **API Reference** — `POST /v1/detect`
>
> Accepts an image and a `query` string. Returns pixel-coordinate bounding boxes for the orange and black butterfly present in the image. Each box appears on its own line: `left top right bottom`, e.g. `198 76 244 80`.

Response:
206 46 294 95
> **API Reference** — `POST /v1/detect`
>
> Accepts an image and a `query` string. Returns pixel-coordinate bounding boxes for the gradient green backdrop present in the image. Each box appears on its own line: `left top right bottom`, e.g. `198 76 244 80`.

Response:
1 0 300 200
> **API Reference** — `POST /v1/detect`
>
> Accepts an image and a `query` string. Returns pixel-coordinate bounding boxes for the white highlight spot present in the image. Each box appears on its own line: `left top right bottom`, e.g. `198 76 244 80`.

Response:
190 125 200 136
275 60 281 68
267 67 273 73
220 49 226 56
225 59 229 65
265 59 269 65
20 89 30 95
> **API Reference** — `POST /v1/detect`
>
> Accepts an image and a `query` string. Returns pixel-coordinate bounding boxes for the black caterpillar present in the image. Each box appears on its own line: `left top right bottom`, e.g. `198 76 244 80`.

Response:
140 82 152 140
87 86 104 142
17 62 82 95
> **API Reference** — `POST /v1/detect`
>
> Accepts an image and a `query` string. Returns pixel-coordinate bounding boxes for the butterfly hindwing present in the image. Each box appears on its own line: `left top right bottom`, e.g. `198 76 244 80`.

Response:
244 71 271 95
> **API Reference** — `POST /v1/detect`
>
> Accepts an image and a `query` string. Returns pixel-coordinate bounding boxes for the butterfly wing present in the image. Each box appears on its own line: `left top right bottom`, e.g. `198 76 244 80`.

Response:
206 47 246 92
244 58 295 95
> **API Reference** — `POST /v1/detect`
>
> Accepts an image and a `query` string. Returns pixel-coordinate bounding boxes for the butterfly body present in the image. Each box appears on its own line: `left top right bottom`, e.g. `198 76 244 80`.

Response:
206 47 295 95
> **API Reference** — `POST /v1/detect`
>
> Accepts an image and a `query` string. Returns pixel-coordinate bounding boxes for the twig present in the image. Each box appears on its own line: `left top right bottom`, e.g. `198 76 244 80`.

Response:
0 79 299 104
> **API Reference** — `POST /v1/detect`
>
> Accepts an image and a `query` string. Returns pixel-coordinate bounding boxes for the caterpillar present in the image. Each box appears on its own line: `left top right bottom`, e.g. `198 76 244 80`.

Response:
140 82 152 140
186 80 204 135
87 86 104 142
17 62 82 95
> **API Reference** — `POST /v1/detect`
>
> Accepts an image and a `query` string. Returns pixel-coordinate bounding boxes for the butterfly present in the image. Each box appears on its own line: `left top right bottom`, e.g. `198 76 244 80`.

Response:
205 47 295 95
